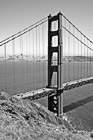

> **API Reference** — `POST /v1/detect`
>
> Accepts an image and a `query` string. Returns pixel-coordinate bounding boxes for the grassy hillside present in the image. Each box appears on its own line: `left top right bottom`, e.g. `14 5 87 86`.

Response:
0 92 92 140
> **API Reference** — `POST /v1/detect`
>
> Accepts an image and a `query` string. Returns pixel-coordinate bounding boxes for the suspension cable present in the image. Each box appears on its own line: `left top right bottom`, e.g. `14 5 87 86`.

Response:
61 13 93 44
62 25 93 52
0 17 48 46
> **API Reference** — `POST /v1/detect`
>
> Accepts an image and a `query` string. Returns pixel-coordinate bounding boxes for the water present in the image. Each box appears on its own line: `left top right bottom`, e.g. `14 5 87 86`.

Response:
0 60 93 130
0 60 48 95
38 84 93 131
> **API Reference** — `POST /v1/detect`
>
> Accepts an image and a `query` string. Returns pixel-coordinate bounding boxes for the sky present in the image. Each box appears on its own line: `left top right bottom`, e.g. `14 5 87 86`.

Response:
0 0 93 41
0 0 93 57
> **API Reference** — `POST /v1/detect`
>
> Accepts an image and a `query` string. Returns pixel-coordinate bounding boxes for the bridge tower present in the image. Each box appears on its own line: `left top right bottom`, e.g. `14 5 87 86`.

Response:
47 12 63 116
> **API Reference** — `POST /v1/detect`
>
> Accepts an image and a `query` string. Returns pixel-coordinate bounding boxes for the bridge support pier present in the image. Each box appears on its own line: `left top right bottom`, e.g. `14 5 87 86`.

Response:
47 12 63 116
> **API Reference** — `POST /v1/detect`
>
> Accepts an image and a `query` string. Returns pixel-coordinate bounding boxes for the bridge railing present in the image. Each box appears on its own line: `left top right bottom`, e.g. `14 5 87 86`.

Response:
0 17 48 95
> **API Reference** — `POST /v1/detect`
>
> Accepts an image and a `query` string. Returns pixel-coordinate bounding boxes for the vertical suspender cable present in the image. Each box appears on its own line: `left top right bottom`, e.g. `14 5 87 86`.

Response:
73 26 74 81
12 39 15 94
4 43 7 93
75 29 76 80
33 29 35 90
84 36 85 78
74 28 76 80
31 30 33 90
43 22 46 87
20 33 22 92
87 39 88 78
90 42 91 76
81 33 82 79
42 23 44 87
27 33 28 91
39 25 40 88
91 42 92 77
76 29 78 80
29 30 31 90
68 21 70 81
33 29 34 90
79 32 80 79
26 32 28 91
77 30 79 79
36 26 38 90
21 33 24 92
22 34 24 92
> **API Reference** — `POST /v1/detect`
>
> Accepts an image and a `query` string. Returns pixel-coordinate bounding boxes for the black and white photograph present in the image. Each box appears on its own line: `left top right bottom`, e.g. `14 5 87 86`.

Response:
0 0 93 139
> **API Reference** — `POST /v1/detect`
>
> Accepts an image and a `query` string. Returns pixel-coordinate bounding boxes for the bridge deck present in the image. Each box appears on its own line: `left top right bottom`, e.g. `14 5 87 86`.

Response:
13 76 93 100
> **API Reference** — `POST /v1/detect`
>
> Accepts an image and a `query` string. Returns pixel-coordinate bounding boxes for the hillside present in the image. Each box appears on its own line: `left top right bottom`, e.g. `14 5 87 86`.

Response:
0 92 92 140
63 56 93 62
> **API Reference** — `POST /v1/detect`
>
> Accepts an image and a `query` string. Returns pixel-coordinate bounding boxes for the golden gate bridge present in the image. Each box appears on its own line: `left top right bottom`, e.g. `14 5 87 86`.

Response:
0 12 93 116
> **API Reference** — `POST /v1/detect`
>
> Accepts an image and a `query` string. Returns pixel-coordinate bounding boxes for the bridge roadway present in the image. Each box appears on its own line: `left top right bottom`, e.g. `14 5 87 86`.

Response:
13 76 93 100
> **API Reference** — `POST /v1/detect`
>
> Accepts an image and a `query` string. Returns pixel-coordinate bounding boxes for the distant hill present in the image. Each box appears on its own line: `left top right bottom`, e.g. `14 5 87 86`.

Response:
63 56 93 62
1 55 93 62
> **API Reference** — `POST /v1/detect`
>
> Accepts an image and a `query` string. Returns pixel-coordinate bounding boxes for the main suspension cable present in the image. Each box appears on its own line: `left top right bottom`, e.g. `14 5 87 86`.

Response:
0 17 48 46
